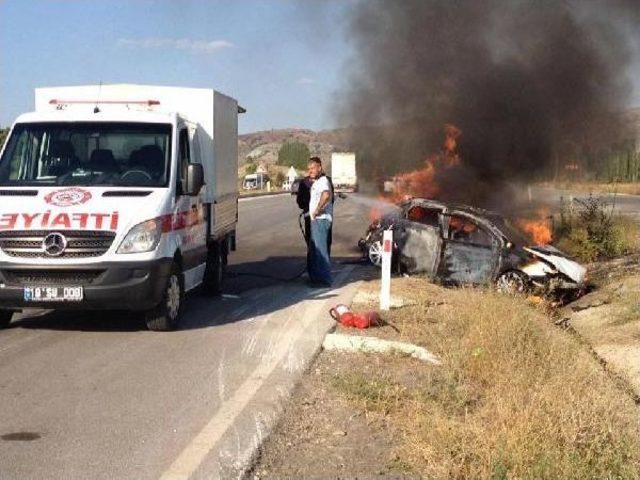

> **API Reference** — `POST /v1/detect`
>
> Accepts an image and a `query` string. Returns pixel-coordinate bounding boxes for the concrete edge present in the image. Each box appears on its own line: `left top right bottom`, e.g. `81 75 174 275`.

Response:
323 333 441 365
237 267 363 480
239 191 291 200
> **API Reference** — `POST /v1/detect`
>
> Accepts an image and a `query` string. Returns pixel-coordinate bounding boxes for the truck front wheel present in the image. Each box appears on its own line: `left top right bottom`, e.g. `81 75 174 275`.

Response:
0 311 13 329
145 263 184 331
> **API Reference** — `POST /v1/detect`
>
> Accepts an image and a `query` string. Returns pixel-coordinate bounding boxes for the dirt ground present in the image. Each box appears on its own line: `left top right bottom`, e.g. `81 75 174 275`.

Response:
562 271 640 397
248 350 417 479
249 281 440 479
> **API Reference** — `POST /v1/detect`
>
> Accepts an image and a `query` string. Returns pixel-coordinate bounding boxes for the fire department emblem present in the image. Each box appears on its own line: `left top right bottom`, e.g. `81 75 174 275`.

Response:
44 188 92 207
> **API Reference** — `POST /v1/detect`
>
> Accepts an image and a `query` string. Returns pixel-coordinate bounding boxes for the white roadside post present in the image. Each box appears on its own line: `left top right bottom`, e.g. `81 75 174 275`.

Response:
380 229 393 311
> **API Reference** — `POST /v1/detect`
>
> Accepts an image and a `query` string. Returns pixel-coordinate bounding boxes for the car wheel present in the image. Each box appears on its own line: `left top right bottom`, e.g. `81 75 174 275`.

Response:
368 240 383 267
0 310 13 329
145 263 184 331
496 270 530 294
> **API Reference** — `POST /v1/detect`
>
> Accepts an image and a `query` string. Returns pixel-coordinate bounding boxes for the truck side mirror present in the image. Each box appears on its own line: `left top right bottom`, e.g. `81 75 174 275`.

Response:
185 163 204 196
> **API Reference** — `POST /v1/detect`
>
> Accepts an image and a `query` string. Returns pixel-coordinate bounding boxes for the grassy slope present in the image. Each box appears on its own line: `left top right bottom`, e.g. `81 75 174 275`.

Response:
333 277 640 479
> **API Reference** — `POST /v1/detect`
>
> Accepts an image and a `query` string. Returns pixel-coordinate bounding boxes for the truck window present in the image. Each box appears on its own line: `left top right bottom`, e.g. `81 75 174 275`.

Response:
0 122 172 187
179 128 190 185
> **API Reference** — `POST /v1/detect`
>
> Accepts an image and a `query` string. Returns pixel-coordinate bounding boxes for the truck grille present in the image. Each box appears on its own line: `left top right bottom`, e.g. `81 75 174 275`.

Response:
0 231 115 258
2 269 104 285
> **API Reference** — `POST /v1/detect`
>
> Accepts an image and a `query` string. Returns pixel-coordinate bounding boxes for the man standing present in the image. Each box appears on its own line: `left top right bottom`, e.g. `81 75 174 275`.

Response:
307 157 333 286
296 164 334 270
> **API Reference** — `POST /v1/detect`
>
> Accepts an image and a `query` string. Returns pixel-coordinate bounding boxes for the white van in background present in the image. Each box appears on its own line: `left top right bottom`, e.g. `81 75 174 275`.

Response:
0 84 243 330
242 172 269 190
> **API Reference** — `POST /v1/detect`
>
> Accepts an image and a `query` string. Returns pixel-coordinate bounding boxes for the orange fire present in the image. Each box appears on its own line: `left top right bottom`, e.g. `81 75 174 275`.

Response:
369 204 383 222
517 210 553 245
385 124 462 204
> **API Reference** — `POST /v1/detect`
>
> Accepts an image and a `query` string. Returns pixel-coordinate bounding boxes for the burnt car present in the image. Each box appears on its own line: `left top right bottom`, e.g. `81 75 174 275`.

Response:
358 198 586 295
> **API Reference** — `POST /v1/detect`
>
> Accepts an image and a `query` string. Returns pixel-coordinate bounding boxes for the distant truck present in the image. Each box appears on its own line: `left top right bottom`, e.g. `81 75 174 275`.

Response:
330 152 358 192
242 172 270 190
0 84 243 331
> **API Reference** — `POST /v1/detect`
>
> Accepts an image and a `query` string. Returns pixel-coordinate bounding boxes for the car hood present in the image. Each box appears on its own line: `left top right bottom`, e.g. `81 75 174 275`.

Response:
524 245 586 284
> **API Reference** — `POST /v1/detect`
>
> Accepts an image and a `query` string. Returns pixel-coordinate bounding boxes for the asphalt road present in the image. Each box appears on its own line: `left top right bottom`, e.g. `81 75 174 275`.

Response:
0 193 372 480
226 193 372 293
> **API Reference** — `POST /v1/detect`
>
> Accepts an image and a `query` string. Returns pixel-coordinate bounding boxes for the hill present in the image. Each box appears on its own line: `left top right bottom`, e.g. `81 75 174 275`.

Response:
238 128 349 174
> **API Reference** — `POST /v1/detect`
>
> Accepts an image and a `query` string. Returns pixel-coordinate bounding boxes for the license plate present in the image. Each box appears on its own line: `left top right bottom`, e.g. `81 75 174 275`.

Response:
23 286 84 302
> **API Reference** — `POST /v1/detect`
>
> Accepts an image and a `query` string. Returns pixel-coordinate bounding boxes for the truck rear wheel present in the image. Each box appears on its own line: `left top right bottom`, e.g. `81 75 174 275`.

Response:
145 263 184 331
0 311 13 329
203 241 227 295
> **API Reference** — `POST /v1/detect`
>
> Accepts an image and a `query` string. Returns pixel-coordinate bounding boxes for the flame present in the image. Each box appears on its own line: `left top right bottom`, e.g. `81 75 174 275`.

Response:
369 204 383 222
383 124 462 205
517 210 553 245
442 123 461 166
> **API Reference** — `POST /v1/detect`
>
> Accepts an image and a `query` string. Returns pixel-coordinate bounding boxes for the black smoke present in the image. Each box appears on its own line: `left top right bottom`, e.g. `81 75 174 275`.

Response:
340 0 640 207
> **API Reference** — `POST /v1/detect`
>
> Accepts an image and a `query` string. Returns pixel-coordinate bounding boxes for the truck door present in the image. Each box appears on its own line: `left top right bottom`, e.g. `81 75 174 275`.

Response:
176 126 207 291
438 214 498 284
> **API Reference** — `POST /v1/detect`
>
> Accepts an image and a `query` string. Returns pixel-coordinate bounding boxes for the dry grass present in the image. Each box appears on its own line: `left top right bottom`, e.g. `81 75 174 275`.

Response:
331 277 640 479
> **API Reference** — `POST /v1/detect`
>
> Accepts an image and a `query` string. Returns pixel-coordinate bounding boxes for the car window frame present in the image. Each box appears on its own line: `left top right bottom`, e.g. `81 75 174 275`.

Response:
444 213 496 248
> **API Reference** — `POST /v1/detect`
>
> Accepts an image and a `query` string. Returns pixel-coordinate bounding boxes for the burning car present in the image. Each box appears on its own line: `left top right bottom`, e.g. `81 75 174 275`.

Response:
358 198 586 296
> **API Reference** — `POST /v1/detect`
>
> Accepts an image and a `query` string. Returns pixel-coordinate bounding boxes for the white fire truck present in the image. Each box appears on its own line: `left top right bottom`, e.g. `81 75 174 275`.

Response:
0 84 243 330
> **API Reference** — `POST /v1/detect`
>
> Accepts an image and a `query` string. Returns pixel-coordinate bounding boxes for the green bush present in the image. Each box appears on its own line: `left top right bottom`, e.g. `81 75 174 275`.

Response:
554 194 639 261
277 141 310 170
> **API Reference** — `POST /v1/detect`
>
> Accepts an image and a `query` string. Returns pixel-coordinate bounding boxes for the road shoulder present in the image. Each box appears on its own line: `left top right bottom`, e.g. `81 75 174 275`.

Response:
159 265 363 480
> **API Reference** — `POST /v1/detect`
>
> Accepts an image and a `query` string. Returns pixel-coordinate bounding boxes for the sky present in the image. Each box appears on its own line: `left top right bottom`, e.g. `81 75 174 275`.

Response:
0 0 352 133
3 1 640 135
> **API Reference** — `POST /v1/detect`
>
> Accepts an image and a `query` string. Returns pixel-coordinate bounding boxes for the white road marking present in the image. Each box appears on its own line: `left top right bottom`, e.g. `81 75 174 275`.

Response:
159 267 353 480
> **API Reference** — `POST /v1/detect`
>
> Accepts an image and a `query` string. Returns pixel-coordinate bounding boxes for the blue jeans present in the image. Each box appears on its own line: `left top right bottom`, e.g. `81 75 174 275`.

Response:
310 218 332 285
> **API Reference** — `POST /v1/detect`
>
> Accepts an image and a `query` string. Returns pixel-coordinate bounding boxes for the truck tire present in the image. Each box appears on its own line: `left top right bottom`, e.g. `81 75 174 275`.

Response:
202 241 227 295
0 311 13 329
145 263 184 331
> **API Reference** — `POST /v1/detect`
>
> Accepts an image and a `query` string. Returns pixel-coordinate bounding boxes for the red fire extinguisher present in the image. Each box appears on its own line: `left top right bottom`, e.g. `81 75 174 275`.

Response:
329 304 381 329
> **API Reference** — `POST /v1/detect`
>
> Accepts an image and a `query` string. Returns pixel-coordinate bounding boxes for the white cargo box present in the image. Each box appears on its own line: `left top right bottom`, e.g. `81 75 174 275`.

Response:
330 152 357 191
35 84 242 238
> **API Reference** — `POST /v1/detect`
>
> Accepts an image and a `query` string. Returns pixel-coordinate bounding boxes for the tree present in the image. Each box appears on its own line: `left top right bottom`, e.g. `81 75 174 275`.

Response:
274 171 285 187
277 141 310 170
245 162 257 174
0 129 8 150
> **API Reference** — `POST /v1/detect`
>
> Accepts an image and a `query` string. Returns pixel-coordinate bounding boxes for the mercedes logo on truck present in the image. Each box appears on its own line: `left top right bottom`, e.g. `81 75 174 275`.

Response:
42 232 68 257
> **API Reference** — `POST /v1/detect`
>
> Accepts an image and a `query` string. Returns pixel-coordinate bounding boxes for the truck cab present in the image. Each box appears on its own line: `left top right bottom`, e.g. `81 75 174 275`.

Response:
0 84 242 331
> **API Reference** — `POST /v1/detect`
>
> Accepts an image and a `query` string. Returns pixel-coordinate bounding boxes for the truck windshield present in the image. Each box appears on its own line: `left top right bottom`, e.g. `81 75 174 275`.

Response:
0 122 172 187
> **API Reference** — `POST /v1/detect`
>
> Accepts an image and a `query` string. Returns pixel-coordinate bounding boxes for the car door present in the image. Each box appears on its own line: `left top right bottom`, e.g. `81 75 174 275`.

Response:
396 204 443 278
438 214 499 284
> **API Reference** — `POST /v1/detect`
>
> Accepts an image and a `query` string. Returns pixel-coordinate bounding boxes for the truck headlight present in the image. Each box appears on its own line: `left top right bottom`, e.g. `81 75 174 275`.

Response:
117 218 162 254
